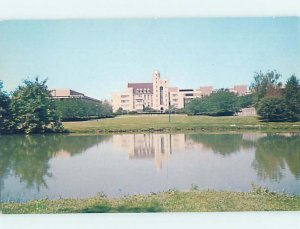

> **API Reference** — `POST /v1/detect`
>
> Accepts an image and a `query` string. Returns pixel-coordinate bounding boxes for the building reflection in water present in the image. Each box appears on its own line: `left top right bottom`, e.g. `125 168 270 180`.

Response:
113 133 203 169
112 133 272 170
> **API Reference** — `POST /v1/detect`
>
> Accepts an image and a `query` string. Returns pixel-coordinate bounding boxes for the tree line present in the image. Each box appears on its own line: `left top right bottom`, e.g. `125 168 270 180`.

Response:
251 70 300 122
185 89 254 116
185 70 300 121
0 78 113 135
55 98 112 121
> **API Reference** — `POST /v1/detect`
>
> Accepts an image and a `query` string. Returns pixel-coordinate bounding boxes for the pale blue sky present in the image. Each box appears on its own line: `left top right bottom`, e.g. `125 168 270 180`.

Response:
0 18 299 100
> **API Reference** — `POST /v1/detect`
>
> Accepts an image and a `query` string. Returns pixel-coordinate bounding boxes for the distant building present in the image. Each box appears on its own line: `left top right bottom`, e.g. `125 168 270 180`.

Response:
112 70 214 112
112 70 250 112
229 85 250 96
51 89 101 103
169 87 213 109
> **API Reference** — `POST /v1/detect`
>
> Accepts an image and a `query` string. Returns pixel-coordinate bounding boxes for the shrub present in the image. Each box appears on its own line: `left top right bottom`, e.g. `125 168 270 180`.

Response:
256 97 290 122
186 89 240 116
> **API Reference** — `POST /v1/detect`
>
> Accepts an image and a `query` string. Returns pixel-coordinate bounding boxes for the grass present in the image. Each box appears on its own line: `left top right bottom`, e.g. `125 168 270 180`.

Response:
63 114 300 133
2 189 300 214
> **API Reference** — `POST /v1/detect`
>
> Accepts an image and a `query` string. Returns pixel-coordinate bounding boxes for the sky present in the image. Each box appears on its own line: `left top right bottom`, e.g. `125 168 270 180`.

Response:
0 17 299 100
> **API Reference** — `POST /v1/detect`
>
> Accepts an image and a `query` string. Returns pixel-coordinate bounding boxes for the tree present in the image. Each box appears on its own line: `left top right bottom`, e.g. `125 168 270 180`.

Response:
186 89 240 116
283 75 300 121
238 94 254 108
250 70 283 106
100 100 113 117
10 77 63 134
143 105 159 113
55 98 113 121
115 107 125 115
0 81 12 134
256 97 289 122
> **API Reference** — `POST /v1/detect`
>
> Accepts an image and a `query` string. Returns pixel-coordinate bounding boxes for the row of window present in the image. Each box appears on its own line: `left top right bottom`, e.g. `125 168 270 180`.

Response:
121 100 130 103
135 88 151 93
135 94 152 99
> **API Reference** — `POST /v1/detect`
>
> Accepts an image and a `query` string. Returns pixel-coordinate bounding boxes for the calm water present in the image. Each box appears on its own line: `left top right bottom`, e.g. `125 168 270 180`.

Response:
0 132 300 202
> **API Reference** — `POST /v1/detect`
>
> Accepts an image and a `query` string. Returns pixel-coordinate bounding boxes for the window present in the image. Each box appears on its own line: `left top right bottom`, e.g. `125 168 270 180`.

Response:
185 93 194 96
160 86 163 105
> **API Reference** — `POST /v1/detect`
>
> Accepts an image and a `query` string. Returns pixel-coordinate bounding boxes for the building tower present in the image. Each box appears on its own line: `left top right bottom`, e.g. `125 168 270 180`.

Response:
152 70 169 112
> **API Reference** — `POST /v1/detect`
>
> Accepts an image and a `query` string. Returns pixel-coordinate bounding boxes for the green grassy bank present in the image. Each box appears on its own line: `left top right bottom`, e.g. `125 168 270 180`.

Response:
63 115 300 133
2 190 300 213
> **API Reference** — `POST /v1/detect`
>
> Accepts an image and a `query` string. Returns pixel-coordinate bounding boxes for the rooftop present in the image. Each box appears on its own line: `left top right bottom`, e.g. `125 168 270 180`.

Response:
128 83 153 93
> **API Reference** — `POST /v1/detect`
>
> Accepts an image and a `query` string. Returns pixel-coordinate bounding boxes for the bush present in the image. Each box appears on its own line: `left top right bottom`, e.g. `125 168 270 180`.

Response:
256 97 290 122
128 111 138 115
186 89 240 116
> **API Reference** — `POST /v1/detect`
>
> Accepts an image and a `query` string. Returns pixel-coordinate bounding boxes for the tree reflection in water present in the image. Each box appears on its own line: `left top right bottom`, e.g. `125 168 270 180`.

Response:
188 132 300 181
187 133 255 156
1 132 300 199
0 135 111 192
252 133 300 181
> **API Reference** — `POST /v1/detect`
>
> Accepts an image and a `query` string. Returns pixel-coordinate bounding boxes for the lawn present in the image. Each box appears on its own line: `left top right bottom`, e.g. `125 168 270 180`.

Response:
2 189 300 213
63 114 300 133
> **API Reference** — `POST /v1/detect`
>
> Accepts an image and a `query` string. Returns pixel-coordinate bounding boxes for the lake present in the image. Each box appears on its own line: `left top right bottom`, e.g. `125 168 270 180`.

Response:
0 132 300 202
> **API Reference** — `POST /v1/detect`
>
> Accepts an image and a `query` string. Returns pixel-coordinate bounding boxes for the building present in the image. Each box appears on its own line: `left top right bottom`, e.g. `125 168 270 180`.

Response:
229 85 249 96
51 89 101 103
112 70 170 112
112 70 214 112
169 86 213 109
112 70 250 112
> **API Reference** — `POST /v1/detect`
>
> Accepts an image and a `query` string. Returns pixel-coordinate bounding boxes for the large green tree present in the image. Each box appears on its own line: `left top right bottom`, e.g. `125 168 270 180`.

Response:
251 72 300 122
250 70 283 107
256 97 289 122
283 75 300 121
10 77 63 134
0 81 12 134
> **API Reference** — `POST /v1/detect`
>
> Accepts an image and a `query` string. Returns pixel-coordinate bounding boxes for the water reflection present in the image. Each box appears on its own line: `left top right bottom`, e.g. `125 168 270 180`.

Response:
0 132 300 201
112 133 300 180
188 133 256 155
113 134 190 169
252 133 300 181
0 135 110 193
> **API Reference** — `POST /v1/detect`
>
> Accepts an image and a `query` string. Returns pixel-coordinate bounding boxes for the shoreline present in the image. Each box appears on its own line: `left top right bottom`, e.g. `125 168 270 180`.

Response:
2 190 300 213
1 115 300 135
63 115 300 134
